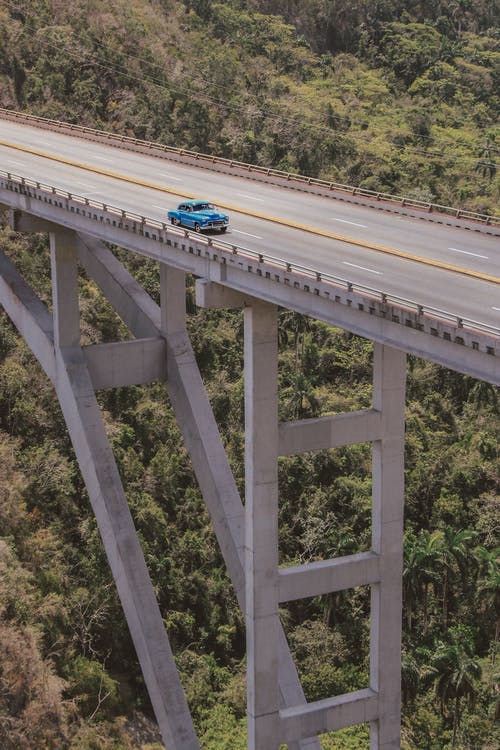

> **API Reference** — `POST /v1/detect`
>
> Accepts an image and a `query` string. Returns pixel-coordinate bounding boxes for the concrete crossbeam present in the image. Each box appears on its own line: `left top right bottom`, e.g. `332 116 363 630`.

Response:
10 208 59 234
279 409 382 456
280 689 378 743
195 278 253 309
278 551 380 603
83 337 166 389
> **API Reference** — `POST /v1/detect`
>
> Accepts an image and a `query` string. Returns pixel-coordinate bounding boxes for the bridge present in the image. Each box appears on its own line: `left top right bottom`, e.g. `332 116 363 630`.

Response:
0 109 498 750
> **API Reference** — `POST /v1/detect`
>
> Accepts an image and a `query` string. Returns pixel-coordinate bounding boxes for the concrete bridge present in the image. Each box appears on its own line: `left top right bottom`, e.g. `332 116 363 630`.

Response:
0 109 499 750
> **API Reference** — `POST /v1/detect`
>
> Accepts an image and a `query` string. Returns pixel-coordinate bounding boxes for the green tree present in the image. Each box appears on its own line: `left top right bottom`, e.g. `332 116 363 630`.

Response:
475 546 500 659
436 526 475 630
403 529 442 634
426 628 482 746
379 22 445 87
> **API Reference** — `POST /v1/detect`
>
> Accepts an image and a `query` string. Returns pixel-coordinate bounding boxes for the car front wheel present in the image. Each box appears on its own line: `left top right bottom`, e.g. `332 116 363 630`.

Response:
220 226 227 233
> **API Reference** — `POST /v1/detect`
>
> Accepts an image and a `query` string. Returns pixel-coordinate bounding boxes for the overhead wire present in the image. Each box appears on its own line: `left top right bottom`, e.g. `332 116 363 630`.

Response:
2 0 498 169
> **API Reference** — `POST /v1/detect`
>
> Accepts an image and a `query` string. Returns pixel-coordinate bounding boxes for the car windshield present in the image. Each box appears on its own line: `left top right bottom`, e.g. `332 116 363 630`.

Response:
193 203 214 211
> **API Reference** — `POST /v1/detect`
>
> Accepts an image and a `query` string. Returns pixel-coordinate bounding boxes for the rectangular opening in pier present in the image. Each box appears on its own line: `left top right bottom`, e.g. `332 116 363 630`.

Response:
280 587 371 704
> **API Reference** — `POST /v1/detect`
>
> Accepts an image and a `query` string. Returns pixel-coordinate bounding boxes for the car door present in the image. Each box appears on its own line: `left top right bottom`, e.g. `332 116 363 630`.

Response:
186 205 198 228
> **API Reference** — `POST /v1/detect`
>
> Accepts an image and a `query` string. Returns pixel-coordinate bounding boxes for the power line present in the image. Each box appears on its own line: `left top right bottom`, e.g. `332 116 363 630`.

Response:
38 37 500 167
3 0 498 168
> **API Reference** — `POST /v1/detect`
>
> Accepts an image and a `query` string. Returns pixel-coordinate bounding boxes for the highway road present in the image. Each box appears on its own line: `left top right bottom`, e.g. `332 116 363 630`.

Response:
1 118 499 331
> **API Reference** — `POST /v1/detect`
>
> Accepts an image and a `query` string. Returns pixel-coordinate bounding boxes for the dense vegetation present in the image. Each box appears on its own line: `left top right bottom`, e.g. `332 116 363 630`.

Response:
0 1 498 749
0 0 499 212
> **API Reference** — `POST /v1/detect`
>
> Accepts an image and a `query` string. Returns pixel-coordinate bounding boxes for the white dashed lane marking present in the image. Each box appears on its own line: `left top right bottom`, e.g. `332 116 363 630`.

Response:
449 247 489 259
343 262 382 275
237 192 265 202
331 217 367 228
232 228 263 239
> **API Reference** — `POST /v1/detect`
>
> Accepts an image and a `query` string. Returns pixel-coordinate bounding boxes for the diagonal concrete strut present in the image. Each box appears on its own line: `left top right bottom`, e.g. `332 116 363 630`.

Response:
76 232 323 750
53 345 200 750
0 239 200 750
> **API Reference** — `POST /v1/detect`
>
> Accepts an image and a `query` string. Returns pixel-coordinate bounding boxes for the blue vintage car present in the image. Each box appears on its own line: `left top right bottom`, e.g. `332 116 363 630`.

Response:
167 200 229 233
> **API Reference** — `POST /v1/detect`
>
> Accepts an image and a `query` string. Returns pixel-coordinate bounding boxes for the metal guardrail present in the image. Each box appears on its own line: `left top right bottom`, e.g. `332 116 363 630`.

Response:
1 168 499 346
1 107 499 230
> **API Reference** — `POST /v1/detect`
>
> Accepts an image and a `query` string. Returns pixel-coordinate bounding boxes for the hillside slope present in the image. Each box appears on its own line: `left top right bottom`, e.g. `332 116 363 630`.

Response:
0 2 499 749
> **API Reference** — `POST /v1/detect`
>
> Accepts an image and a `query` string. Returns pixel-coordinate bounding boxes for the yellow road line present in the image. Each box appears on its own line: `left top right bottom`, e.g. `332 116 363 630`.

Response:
2 139 499 285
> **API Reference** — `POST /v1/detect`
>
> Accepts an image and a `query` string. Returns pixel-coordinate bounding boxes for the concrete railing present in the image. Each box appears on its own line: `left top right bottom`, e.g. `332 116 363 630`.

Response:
1 168 499 359
1 107 499 234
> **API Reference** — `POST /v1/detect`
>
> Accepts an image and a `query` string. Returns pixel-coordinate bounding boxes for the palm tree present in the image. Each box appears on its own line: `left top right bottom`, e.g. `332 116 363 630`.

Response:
279 311 313 371
437 526 475 630
282 372 320 420
468 380 499 413
402 650 420 708
475 137 497 181
403 529 442 634
426 631 481 747
475 546 500 662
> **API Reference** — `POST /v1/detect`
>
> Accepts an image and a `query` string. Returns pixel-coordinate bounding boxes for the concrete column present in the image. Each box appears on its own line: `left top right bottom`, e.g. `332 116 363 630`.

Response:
160 263 186 335
244 301 280 750
370 344 406 749
50 230 80 348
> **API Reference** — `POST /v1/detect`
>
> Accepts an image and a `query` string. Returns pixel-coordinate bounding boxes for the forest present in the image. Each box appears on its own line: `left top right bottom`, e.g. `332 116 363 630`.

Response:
0 1 499 749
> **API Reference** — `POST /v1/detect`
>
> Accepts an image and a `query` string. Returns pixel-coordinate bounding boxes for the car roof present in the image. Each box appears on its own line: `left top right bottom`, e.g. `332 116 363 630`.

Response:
183 200 210 207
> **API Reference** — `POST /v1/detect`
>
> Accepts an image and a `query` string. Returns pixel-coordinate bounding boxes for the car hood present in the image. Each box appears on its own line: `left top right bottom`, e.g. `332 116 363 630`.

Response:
192 210 227 220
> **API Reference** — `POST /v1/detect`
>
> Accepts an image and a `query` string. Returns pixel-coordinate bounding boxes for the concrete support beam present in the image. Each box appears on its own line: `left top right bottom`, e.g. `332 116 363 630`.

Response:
278 551 380 603
279 409 382 456
10 208 59 234
53 348 199 750
0 249 56 383
244 300 280 750
370 344 406 749
195 278 254 309
2 218 410 748
47 230 200 750
50 229 80 348
3 187 498 384
280 689 378 743
83 337 166 389
160 263 186 335
84 238 321 750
